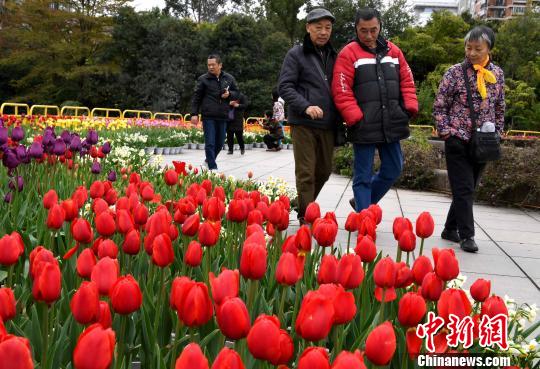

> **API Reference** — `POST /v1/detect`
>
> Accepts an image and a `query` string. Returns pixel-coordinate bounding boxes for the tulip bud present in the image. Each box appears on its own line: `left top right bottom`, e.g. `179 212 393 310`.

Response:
209 269 239 306
317 255 338 285
110 275 143 315
73 323 115 369
184 241 203 267
470 278 491 303
298 347 330 369
415 211 434 239
217 297 250 340
0 287 16 321
481 295 508 318
398 292 427 327
0 231 24 266
70 281 100 325
175 343 209 369
365 321 396 366
0 335 34 369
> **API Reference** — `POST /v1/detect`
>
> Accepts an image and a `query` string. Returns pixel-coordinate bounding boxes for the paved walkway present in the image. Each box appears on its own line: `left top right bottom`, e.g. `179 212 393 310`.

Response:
162 147 540 306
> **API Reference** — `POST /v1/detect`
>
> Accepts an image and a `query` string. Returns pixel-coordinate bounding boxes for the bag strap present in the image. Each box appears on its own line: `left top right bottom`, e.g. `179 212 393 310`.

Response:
309 53 331 94
461 62 478 130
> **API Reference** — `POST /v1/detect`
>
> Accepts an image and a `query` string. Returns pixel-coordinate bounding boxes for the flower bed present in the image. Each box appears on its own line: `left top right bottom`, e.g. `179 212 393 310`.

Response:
0 122 538 369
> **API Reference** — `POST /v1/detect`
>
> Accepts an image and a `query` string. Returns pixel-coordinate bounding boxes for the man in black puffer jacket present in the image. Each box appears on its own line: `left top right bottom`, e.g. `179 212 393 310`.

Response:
278 8 341 224
191 54 239 170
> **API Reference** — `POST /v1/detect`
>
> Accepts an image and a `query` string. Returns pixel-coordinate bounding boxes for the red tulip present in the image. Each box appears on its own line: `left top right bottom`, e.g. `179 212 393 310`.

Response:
295 225 312 253
46 203 65 229
90 257 119 296
246 209 263 226
209 269 239 306
122 229 140 255
62 199 79 221
89 181 105 199
43 189 58 209
345 212 359 232
97 301 112 328
470 278 491 302
97 239 118 259
415 211 434 238
337 254 364 289
412 255 433 285
313 218 338 247
434 248 459 282
92 198 109 215
240 242 267 280
72 186 88 208
481 295 508 318
227 199 249 222
273 329 294 365
406 328 422 360
182 214 200 237
178 282 213 327
295 290 334 341
354 234 376 263
32 262 61 304
437 288 472 322
203 197 225 222
421 272 444 301
152 233 174 267
367 204 382 224
164 169 179 186
175 343 209 369
217 297 250 340
211 348 245 369
331 350 366 369
198 221 219 246
110 275 142 314
276 252 304 286
364 321 396 366
398 292 427 327
318 284 356 325
95 211 116 237
304 202 321 224
73 323 115 369
398 230 416 252
133 203 149 225
185 240 203 267
0 231 24 266
298 347 330 369
29 246 56 280
392 217 412 241
395 262 413 288
0 335 34 369
0 288 16 321
317 255 338 285
373 257 396 289
357 216 376 240
267 201 283 225
71 218 93 244
104 189 117 206
116 209 134 234
76 248 96 279
281 235 298 255
247 314 282 364
70 281 100 325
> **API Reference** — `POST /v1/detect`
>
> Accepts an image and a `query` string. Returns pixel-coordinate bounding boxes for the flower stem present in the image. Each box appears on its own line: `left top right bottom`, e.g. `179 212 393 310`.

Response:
170 319 182 369
278 286 287 323
379 289 386 323
115 315 128 369
419 238 425 256
41 304 49 369
7 264 14 287
346 232 352 254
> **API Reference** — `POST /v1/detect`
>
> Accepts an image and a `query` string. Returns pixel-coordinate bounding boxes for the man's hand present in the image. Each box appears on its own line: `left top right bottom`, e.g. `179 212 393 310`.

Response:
190 115 199 126
221 89 230 99
230 100 240 108
305 106 324 120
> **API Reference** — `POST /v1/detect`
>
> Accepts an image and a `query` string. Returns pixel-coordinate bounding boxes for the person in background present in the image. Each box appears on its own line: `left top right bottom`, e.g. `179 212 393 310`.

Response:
278 8 341 225
227 92 248 155
433 26 505 253
332 8 418 213
191 54 239 171
261 110 284 151
271 87 285 148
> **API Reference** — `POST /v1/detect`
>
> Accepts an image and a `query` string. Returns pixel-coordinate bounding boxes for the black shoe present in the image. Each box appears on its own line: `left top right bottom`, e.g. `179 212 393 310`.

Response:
298 217 307 226
460 238 479 253
441 228 460 243
240 149 245 155
348 198 356 211
227 151 233 155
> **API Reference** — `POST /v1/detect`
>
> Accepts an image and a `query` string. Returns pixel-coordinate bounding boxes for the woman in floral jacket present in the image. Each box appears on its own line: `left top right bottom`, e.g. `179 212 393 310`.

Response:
433 26 505 253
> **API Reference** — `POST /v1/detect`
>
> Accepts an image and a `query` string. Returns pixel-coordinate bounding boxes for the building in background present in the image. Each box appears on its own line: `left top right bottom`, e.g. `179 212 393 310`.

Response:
473 0 538 20
411 0 459 24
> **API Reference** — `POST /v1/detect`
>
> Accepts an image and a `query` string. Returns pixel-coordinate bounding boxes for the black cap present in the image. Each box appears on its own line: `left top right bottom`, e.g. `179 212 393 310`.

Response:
306 8 335 24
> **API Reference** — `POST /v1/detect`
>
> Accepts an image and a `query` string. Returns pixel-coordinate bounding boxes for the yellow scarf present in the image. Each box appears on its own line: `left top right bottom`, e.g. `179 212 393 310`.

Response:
472 56 496 100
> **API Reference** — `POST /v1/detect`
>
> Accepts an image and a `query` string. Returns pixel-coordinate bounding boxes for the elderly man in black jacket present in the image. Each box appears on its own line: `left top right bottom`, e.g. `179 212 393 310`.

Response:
278 8 341 224
191 54 239 170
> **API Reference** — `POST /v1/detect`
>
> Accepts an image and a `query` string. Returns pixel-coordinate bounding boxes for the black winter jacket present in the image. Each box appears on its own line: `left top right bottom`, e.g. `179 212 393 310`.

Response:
191 71 239 120
227 93 249 131
278 34 341 130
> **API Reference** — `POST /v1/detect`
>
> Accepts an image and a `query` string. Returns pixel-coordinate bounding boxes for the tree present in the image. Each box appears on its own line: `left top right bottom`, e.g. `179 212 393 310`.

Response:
504 78 539 131
263 0 307 44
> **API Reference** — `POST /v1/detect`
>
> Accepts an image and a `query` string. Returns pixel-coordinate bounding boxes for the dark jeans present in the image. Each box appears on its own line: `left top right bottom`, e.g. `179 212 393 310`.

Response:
226 130 245 152
444 136 486 239
352 141 403 211
263 134 280 149
202 119 226 170
290 125 334 218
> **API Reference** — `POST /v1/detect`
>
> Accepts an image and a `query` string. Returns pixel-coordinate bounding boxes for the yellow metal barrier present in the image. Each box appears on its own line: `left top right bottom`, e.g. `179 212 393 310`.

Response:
410 124 437 135
0 103 30 116
60 106 90 117
245 116 264 125
122 110 153 119
506 130 540 137
154 112 184 121
90 108 122 118
29 105 60 116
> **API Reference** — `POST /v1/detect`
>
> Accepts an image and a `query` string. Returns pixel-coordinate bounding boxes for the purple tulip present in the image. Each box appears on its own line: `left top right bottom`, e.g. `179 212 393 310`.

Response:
4 192 13 203
15 145 27 161
80 148 88 157
81 139 91 150
11 126 24 142
8 176 24 192
91 160 101 174
2 149 19 170
0 127 8 145
53 138 67 156
101 141 111 155
42 130 55 147
107 170 117 182
60 130 72 144
86 130 98 145
28 141 44 158
70 134 82 152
